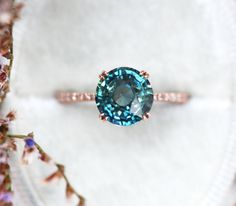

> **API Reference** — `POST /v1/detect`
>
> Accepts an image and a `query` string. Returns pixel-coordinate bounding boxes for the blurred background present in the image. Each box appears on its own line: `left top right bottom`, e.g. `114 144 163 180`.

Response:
2 0 236 205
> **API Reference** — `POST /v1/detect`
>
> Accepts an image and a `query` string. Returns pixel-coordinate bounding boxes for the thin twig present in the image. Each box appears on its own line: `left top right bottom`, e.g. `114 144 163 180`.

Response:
7 134 85 206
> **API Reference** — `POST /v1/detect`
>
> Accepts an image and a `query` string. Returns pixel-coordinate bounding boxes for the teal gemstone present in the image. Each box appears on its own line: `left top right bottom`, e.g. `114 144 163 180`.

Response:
95 67 154 126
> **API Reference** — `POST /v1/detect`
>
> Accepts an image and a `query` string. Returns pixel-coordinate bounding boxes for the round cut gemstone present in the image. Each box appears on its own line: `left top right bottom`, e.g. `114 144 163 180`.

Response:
96 67 154 126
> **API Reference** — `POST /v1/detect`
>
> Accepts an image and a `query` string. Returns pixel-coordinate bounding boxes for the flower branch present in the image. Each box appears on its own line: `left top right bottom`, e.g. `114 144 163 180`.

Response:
7 133 85 206
0 0 23 103
0 112 85 206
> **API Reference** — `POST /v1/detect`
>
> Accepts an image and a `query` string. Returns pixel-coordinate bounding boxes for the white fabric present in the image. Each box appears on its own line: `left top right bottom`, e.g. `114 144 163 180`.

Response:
2 0 236 205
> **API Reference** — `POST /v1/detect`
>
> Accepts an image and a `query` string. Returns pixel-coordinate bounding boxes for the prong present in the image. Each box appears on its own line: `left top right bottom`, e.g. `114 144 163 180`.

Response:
99 113 107 122
142 112 150 120
99 71 108 80
140 70 150 78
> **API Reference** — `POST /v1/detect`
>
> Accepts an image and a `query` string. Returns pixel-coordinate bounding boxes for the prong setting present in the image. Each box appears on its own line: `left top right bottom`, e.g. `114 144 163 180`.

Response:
140 70 150 79
142 112 150 120
99 71 108 80
99 113 107 122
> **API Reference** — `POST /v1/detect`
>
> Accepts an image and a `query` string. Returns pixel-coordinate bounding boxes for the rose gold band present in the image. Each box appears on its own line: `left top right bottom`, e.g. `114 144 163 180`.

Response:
56 91 190 104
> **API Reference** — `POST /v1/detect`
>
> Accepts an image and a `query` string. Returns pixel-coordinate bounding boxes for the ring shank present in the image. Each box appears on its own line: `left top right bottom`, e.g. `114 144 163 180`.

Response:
56 92 190 104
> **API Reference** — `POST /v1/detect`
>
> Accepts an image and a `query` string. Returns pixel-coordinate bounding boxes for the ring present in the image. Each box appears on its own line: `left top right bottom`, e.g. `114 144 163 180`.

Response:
56 67 190 126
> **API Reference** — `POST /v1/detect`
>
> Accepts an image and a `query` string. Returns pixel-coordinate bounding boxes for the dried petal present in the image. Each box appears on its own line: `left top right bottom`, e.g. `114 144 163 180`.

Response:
21 147 38 165
0 163 9 175
6 112 15 122
0 1 24 25
5 139 16 151
78 197 85 206
66 183 74 199
44 170 63 183
0 118 8 126
39 152 51 163
0 133 5 144
12 3 24 20
0 150 8 163
0 71 7 82
2 51 10 59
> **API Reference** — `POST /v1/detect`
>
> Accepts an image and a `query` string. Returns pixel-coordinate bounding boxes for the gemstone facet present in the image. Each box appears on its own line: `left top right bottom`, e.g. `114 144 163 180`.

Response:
95 67 154 126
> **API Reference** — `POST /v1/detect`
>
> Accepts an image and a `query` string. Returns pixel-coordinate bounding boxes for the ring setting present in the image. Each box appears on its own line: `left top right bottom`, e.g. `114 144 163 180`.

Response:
56 67 190 126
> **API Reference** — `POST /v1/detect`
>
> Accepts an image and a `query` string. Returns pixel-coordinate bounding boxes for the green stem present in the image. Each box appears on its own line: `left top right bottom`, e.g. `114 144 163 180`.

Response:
8 134 49 159
7 134 28 139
